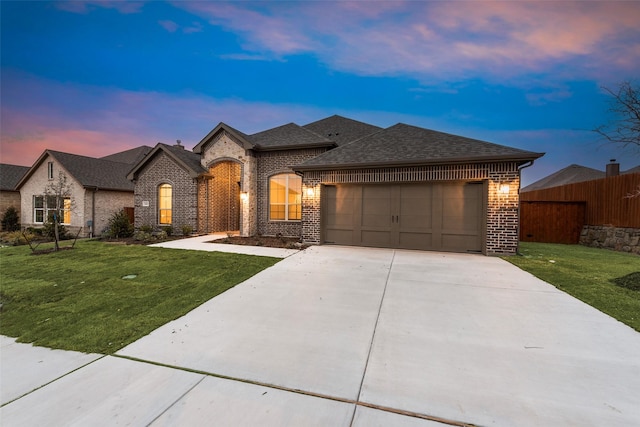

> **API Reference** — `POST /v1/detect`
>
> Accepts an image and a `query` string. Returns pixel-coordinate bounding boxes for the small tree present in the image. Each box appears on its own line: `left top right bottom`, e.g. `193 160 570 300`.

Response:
43 171 75 251
106 209 134 238
1 206 20 232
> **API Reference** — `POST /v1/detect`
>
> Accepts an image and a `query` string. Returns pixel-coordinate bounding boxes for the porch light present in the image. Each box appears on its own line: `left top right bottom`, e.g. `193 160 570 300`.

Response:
240 191 248 201
499 184 510 194
306 187 315 197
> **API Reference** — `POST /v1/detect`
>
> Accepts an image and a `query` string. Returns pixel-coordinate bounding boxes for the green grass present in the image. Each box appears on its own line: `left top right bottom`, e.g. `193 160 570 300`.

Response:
505 242 640 331
0 240 279 353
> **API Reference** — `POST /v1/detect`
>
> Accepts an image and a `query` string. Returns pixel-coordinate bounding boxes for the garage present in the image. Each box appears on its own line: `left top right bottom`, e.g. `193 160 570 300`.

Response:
323 181 484 253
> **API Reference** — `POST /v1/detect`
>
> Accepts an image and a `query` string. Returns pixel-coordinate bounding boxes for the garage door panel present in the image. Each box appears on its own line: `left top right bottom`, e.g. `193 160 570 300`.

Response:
323 182 483 253
399 232 433 250
361 230 392 247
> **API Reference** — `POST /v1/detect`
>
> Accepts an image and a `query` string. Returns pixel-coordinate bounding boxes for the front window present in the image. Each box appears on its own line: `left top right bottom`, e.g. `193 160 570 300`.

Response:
33 195 71 224
159 184 172 224
269 173 301 221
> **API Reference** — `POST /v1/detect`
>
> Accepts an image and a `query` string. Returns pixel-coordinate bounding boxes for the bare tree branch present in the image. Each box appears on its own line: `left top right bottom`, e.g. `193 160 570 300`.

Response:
594 81 640 151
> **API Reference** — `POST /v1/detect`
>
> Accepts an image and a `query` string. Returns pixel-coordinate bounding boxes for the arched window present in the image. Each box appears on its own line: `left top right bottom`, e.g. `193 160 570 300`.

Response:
158 184 172 224
269 173 301 221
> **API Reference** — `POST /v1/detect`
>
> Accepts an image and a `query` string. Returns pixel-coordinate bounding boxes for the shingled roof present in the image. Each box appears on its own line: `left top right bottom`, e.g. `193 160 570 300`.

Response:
521 164 605 192
100 145 153 165
0 164 30 191
127 143 207 181
17 150 138 191
294 123 543 170
248 123 335 150
302 115 382 146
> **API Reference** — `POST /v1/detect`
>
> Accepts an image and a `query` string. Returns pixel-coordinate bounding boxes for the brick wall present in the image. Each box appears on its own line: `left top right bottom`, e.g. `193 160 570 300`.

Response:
256 148 326 237
199 131 256 236
89 190 135 236
19 156 87 234
486 165 520 255
133 152 198 232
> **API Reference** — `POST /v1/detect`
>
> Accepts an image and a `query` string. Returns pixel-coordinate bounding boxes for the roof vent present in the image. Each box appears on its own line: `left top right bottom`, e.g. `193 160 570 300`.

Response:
606 159 619 177
175 139 184 149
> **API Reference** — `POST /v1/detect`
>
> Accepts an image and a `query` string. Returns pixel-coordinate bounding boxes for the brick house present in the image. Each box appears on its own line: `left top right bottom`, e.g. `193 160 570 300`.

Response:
16 147 151 236
129 115 543 255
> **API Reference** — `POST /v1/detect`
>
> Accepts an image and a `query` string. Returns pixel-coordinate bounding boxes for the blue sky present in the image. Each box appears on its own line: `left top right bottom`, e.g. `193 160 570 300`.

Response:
1 0 639 185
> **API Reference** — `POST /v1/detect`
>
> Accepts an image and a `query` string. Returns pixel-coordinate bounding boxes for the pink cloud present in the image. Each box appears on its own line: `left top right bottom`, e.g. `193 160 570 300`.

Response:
172 1 640 82
158 20 179 33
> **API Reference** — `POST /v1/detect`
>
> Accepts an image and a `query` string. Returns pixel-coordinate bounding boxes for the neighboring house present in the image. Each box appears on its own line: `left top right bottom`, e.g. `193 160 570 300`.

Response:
0 164 30 229
16 146 152 237
521 161 640 192
129 115 543 255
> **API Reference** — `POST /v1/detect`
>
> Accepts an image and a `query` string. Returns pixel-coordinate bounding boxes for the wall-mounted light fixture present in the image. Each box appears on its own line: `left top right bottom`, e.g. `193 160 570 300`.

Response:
499 184 510 194
306 187 315 197
240 191 248 201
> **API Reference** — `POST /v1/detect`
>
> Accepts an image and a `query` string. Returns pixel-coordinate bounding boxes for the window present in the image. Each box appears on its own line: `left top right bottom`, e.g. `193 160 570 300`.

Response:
158 184 172 224
47 162 54 180
33 195 71 224
269 173 301 221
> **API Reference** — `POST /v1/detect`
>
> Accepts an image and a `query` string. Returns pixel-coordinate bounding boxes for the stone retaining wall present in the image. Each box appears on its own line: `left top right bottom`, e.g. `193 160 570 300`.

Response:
580 225 640 254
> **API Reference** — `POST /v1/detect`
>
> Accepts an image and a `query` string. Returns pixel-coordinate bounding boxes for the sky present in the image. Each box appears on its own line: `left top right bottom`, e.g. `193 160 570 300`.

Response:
1 1 639 186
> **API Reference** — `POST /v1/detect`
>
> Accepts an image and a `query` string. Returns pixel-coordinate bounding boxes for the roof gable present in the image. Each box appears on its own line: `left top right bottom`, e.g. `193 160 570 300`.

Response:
302 115 382 146
17 150 137 191
248 123 335 150
521 164 606 192
127 143 207 181
295 123 543 170
0 164 30 191
193 122 254 154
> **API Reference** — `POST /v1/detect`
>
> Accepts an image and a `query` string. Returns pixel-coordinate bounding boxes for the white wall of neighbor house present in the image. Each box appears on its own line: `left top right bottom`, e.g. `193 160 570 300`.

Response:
85 189 134 236
19 156 86 233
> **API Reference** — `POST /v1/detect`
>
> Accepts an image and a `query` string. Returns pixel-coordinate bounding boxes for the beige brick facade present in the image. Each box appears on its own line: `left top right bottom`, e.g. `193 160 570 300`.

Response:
18 155 134 237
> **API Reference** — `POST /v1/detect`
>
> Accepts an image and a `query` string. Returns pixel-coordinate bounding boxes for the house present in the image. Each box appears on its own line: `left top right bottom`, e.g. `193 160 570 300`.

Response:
0 164 30 229
129 115 543 255
16 146 152 236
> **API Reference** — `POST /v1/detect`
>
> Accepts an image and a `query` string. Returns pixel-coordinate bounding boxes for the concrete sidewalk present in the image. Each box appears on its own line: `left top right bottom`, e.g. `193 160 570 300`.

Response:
2 245 639 426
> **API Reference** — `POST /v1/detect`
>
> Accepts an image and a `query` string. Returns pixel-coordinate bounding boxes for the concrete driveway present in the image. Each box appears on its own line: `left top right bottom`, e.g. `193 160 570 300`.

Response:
2 245 639 426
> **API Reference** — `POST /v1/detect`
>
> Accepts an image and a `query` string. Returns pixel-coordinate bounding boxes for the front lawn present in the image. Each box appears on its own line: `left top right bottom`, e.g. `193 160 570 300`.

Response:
505 242 640 332
0 240 279 353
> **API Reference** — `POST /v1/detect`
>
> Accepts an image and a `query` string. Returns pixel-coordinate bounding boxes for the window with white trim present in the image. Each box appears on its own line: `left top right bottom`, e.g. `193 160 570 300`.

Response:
158 184 172 224
33 195 71 224
269 173 301 221
47 162 54 180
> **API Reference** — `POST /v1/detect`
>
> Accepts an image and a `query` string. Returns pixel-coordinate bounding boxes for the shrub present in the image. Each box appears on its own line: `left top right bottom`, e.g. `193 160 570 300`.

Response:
181 225 193 236
161 226 173 236
133 231 153 242
1 207 20 232
43 213 68 240
139 225 154 233
0 230 37 246
106 209 134 238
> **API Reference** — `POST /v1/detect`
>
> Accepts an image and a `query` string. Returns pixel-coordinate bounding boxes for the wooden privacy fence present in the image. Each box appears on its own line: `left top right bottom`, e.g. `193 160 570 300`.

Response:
520 201 586 244
520 173 640 243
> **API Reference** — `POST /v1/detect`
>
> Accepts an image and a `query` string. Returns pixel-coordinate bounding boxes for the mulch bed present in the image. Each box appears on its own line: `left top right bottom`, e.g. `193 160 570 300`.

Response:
213 236 303 249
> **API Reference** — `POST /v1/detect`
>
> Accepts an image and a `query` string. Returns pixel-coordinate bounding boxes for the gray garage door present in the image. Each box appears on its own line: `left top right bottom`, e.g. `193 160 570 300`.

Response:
323 182 483 253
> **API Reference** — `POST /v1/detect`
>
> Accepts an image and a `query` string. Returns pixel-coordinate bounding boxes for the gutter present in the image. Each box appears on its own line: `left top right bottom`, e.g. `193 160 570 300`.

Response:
292 153 545 172
515 159 538 256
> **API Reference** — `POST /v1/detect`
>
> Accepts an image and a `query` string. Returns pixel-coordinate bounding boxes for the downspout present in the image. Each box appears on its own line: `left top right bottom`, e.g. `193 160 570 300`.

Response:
516 160 535 255
91 187 97 238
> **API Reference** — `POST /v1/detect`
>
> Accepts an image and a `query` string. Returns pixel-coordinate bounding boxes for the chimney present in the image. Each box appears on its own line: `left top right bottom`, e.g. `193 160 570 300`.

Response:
606 159 620 177
174 139 184 149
